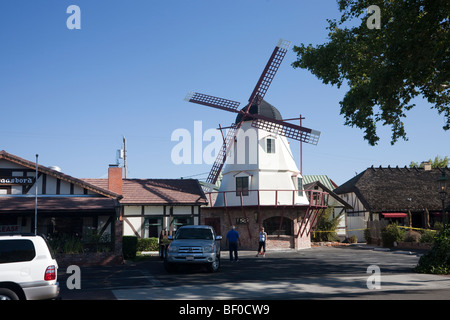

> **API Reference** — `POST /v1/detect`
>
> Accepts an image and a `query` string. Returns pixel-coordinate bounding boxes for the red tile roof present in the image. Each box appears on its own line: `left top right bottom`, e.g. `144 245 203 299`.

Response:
83 179 207 205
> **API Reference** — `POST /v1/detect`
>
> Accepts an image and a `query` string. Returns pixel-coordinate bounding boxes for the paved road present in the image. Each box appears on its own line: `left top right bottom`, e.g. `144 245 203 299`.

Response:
59 245 450 300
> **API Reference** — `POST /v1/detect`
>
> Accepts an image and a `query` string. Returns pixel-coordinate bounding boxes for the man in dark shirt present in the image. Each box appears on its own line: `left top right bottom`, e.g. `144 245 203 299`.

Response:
226 225 241 262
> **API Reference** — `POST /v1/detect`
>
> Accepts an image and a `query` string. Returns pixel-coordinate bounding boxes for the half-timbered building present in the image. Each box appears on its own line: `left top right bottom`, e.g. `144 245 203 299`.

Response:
334 164 450 240
0 150 122 255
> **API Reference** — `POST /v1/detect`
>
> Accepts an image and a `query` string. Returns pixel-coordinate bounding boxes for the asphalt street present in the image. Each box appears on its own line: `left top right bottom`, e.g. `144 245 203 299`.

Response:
58 245 450 300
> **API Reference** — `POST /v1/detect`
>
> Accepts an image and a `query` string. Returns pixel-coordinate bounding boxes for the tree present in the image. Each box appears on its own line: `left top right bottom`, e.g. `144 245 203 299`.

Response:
292 0 449 146
410 155 449 168
312 206 342 242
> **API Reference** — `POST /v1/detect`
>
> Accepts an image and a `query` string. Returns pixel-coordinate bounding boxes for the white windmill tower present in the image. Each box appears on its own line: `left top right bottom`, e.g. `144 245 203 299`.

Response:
185 39 326 250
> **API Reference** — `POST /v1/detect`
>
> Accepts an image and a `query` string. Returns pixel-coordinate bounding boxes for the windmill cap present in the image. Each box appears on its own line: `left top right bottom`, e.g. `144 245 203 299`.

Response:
235 99 282 124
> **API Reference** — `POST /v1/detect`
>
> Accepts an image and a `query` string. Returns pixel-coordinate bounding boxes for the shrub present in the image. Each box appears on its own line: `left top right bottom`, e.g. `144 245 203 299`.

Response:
381 223 406 247
122 236 138 259
434 222 444 232
420 230 436 243
415 228 450 274
348 235 357 243
48 234 83 254
404 230 421 243
137 237 159 251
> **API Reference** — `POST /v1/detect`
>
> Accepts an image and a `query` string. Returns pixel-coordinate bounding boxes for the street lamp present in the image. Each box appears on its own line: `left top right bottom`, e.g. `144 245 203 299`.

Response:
437 170 448 227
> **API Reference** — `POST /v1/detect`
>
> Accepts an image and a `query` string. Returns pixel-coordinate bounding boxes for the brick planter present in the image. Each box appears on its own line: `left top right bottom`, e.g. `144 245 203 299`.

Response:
396 242 433 251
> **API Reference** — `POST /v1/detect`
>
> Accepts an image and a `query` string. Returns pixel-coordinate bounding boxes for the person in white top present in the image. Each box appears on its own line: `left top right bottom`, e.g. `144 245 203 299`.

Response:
256 227 268 257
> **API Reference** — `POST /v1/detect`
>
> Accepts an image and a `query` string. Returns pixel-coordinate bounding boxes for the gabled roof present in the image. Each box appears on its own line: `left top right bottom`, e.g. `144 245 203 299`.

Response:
303 175 338 191
334 166 450 212
304 180 352 209
84 178 208 205
0 150 121 199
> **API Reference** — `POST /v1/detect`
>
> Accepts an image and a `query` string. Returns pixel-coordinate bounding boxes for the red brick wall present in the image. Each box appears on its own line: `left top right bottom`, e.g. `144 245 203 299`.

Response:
108 166 123 194
201 206 311 250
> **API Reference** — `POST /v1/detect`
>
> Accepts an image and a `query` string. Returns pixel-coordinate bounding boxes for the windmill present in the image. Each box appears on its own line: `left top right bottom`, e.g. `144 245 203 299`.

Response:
185 39 321 186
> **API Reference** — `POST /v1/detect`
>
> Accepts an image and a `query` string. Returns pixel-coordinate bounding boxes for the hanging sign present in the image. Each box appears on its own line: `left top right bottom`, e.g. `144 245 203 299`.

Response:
0 177 34 185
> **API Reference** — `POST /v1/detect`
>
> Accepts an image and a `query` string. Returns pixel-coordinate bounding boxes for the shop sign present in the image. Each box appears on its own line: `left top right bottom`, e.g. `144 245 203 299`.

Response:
0 225 21 234
236 217 249 224
0 177 34 185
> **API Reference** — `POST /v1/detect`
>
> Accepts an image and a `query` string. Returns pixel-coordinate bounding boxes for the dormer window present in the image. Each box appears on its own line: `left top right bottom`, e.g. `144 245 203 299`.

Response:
236 176 249 196
266 138 275 154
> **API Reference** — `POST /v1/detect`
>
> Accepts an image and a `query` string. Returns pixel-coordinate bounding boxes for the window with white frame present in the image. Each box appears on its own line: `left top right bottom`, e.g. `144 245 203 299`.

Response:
236 176 249 196
266 138 275 153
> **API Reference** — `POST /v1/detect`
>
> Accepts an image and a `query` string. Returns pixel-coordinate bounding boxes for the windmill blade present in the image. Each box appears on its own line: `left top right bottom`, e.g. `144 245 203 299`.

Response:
251 116 321 145
185 92 240 113
247 39 291 107
206 124 238 184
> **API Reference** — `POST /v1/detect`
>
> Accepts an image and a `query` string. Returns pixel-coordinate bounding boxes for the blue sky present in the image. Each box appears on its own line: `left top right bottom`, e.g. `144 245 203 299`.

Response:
1 0 448 186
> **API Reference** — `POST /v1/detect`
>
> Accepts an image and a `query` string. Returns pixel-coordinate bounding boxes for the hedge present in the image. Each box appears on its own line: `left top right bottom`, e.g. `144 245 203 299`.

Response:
137 237 159 251
122 236 138 259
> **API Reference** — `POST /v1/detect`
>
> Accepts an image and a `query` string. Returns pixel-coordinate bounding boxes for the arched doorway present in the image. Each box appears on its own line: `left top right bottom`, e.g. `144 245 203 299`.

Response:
263 216 293 236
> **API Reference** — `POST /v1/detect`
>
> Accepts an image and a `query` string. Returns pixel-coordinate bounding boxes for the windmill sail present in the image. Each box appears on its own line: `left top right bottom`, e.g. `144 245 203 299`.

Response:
206 124 237 184
248 39 291 107
185 92 240 113
251 118 320 145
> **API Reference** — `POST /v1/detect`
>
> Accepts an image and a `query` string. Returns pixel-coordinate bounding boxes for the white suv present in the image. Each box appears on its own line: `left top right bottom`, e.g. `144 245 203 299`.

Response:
0 234 59 300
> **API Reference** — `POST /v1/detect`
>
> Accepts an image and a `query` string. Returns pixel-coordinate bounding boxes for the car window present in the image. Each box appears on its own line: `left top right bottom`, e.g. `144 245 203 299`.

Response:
0 239 36 264
175 228 213 240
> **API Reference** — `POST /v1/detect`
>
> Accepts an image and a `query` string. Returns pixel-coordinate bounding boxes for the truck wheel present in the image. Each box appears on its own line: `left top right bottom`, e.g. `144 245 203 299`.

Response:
0 288 20 300
207 255 220 273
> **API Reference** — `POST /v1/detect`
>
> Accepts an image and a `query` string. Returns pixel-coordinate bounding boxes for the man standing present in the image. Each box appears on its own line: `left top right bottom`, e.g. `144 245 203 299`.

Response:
226 225 240 262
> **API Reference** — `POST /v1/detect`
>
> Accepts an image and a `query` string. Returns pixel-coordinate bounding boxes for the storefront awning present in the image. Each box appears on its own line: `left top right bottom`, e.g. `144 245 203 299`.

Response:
0 196 117 213
382 213 407 218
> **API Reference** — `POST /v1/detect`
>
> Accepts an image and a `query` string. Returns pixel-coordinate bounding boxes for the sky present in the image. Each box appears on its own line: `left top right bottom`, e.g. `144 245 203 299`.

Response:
0 0 448 186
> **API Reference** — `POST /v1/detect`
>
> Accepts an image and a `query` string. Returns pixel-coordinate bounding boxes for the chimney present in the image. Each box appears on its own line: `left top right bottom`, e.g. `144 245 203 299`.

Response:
420 161 432 171
108 164 123 194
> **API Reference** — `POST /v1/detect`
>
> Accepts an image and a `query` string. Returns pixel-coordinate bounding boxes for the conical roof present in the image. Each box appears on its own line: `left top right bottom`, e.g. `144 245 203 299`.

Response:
234 99 282 124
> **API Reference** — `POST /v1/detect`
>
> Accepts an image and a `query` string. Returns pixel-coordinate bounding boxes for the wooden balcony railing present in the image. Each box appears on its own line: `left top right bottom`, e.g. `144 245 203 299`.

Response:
204 189 329 208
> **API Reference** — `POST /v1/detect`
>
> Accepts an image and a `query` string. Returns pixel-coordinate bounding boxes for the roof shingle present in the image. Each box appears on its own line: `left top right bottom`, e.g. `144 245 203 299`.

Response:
84 178 207 205
334 166 450 212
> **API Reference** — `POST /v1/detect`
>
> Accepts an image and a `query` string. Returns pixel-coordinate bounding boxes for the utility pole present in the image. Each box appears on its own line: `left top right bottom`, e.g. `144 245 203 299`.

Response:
299 115 305 176
34 154 38 235
123 136 127 179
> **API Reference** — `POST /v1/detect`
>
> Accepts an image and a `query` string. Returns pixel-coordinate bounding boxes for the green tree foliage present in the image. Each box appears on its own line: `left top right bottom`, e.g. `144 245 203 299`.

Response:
292 0 449 145
415 227 450 274
312 206 342 242
410 155 449 168
381 223 406 247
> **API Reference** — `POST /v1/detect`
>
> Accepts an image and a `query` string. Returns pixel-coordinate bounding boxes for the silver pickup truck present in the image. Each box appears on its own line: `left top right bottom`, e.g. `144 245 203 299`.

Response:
164 225 222 273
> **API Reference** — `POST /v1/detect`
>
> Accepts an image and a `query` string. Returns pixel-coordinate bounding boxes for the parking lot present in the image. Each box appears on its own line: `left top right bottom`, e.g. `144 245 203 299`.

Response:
59 245 450 300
